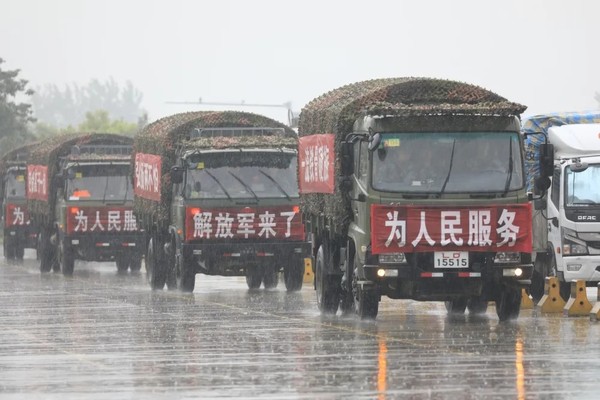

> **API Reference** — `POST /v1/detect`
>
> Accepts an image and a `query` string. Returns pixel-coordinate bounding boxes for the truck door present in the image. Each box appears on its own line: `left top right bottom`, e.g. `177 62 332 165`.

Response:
349 140 369 247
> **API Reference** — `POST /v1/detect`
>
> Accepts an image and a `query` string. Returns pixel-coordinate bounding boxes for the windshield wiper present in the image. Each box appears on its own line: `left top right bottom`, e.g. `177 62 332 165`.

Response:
439 140 456 195
503 138 514 195
204 170 232 201
228 171 259 202
259 169 291 201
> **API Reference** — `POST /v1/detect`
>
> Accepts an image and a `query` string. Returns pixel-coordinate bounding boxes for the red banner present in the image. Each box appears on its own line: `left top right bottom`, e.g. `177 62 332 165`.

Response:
185 205 305 242
298 134 335 194
134 153 161 201
371 204 532 254
5 204 30 227
66 206 139 234
27 165 48 201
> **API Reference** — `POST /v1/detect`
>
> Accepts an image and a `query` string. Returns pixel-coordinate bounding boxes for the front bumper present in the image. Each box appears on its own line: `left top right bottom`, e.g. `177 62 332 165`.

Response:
4 227 38 249
66 233 146 262
561 255 600 283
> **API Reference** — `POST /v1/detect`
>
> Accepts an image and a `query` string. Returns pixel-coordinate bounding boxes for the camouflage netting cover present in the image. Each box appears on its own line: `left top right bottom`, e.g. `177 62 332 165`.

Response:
28 133 133 225
132 110 297 229
298 77 527 235
0 141 39 177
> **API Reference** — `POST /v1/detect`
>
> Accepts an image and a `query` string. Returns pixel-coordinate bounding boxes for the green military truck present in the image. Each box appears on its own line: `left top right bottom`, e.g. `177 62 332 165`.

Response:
298 78 543 320
27 133 144 274
132 111 310 292
0 143 39 259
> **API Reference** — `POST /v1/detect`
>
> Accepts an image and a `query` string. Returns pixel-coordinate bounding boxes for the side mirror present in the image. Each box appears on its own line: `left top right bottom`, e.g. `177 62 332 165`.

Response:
340 142 354 176
66 168 76 180
193 181 201 192
535 176 551 192
171 166 184 184
539 143 554 178
368 133 382 151
570 161 588 173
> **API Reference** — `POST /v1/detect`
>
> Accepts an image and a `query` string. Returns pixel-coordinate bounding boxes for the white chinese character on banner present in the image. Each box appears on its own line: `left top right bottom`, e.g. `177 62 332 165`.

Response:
123 210 137 231
237 213 256 238
497 209 519 247
412 211 435 247
90 211 105 231
280 211 296 238
193 212 213 238
440 211 463 246
108 210 121 231
467 210 492 246
12 206 24 225
215 212 234 238
74 210 88 232
385 211 406 247
258 211 277 238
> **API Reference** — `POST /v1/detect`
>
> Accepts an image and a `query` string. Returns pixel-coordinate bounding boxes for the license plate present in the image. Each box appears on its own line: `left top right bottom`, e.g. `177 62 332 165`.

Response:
434 251 468 268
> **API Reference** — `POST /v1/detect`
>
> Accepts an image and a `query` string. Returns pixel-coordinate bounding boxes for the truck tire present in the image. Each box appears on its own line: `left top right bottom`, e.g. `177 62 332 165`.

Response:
177 251 195 293
467 296 488 315
15 242 24 260
246 265 262 289
39 229 57 273
355 284 379 319
128 257 142 272
115 255 129 273
496 288 521 321
315 243 340 314
146 237 166 290
445 298 468 315
59 239 75 276
283 257 304 292
4 234 16 260
549 251 571 302
262 265 279 289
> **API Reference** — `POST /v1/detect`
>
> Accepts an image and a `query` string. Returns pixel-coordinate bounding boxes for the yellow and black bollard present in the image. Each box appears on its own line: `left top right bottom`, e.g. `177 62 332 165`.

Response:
537 276 566 313
521 289 534 309
303 257 314 284
563 280 592 317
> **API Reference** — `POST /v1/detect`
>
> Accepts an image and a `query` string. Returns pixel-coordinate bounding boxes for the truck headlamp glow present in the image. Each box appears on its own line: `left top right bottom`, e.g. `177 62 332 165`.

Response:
562 228 588 256
378 253 407 264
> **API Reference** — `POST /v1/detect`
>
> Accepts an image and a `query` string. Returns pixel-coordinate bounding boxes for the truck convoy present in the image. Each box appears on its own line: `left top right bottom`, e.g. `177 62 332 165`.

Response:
132 111 310 292
298 77 547 320
27 133 144 275
523 111 600 301
0 143 39 259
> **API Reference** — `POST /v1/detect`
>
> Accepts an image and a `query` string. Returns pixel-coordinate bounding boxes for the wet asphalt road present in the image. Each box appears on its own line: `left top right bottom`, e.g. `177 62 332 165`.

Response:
1 251 599 399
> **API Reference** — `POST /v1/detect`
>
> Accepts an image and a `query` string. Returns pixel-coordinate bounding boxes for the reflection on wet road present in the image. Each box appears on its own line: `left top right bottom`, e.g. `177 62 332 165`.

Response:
1 251 599 399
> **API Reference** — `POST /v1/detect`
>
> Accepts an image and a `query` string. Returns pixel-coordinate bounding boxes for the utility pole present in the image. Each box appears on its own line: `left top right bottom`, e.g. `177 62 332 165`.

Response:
166 98 298 128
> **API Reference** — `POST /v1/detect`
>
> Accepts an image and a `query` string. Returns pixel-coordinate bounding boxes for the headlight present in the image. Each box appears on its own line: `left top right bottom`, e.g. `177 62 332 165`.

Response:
562 228 588 256
494 252 521 264
379 253 407 264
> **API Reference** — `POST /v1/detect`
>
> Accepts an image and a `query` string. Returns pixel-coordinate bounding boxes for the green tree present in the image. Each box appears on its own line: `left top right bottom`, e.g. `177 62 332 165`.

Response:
31 78 144 127
0 58 36 153
33 110 138 137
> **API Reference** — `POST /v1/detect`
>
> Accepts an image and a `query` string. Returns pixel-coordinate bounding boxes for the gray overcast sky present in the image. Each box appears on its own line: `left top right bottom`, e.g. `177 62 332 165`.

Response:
2 0 599 125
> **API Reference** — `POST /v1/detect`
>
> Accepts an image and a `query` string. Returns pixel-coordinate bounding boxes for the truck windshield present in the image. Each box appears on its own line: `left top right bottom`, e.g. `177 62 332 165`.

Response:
565 164 600 206
185 153 299 200
66 164 132 201
5 170 26 199
372 131 524 194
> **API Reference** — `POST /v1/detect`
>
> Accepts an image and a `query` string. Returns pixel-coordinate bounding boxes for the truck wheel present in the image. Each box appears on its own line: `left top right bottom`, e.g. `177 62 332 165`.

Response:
263 265 279 289
15 242 24 260
115 255 129 273
146 238 166 290
177 253 196 293
549 252 571 302
355 284 379 319
283 257 304 292
39 229 57 273
495 288 521 321
129 257 142 272
59 239 75 276
467 296 488 315
4 234 16 260
246 266 262 289
315 243 340 314
445 298 468 315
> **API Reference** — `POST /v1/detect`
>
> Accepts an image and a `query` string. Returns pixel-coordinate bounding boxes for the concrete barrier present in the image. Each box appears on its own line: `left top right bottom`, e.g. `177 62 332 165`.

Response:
563 280 592 317
521 288 534 309
537 276 566 313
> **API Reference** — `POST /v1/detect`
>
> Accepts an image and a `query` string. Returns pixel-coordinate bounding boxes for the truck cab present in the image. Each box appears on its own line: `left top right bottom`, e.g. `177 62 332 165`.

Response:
166 127 310 292
338 115 533 319
53 145 144 275
2 165 37 259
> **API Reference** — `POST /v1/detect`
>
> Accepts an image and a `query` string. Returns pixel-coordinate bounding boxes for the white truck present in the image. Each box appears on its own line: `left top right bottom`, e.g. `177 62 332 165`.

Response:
524 112 600 301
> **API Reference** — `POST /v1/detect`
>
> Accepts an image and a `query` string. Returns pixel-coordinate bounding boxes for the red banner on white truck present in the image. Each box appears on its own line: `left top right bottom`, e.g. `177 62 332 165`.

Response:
134 153 161 201
298 134 335 194
371 204 532 254
26 165 48 201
